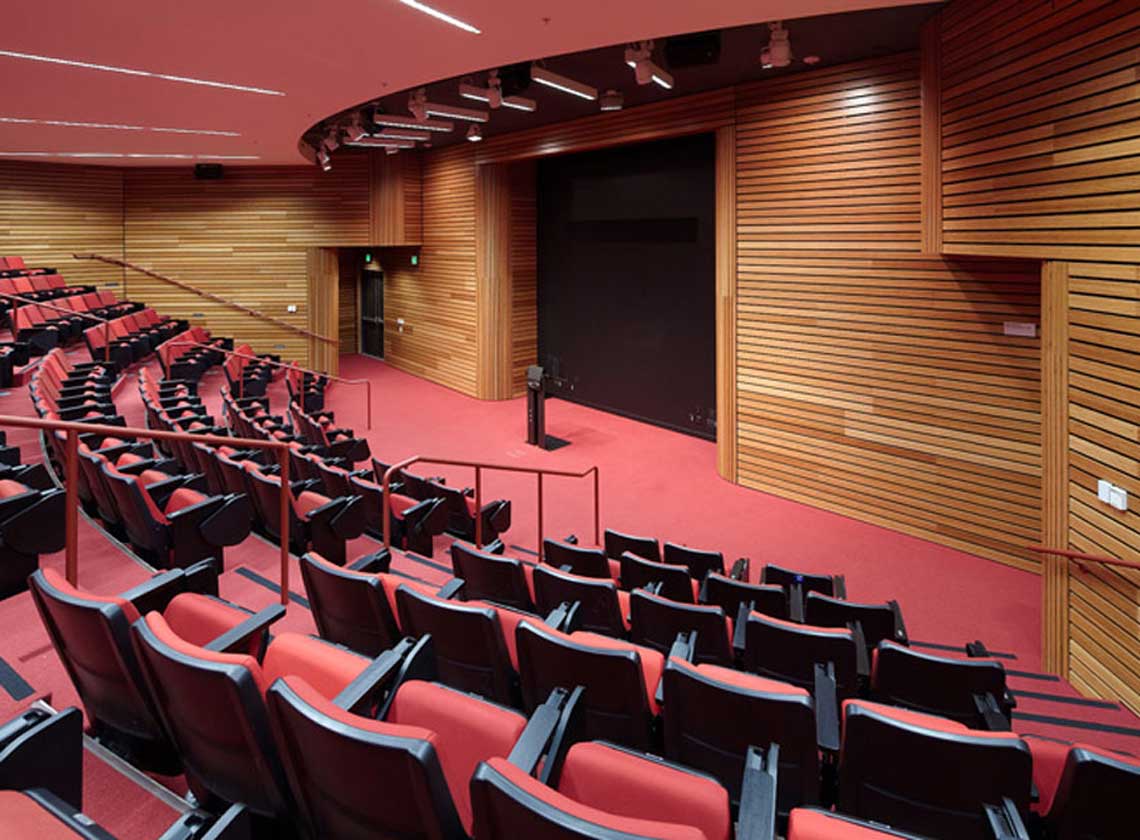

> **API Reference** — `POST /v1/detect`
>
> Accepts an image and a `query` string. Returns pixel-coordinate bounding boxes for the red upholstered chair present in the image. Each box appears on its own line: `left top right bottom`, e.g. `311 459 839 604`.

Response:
741 612 860 699
701 573 788 621
838 701 1032 840
515 620 663 750
628 589 733 666
532 564 628 638
804 590 908 651
543 539 620 581
0 468 66 598
100 461 251 570
450 541 537 613
299 550 436 656
267 676 528 839
1024 735 1140 840
395 585 533 705
603 528 660 563
619 552 700 603
28 564 261 772
871 641 1014 730
427 478 513 545
470 741 732 840
386 489 450 557
787 808 931 839
661 657 820 815
761 562 846 621
131 610 370 821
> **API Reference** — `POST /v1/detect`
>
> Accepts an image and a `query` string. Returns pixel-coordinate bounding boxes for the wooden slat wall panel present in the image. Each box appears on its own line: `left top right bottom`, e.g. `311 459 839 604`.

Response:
383 145 477 395
0 161 124 289
475 88 734 166
123 156 370 366
476 164 512 399
716 125 738 480
509 161 537 397
734 53 1042 571
306 247 340 375
939 0 1140 262
1066 261 1140 714
369 151 423 245
337 251 359 355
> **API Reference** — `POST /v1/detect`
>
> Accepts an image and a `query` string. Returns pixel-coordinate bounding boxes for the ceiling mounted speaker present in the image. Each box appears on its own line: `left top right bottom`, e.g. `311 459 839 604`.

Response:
664 31 721 68
194 163 224 180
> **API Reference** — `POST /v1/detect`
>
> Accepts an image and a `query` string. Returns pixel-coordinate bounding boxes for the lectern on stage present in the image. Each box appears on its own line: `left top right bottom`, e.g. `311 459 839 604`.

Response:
526 365 570 450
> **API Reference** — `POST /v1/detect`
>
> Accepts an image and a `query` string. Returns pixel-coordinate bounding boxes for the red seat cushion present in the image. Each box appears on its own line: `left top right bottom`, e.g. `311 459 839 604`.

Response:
139 469 172 486
753 612 852 637
0 479 29 499
388 680 527 833
260 633 370 699
788 808 904 839
165 488 206 514
295 491 331 517
480 757 707 840
40 567 140 623
678 659 809 697
390 493 418 520
558 741 731 840
163 593 257 653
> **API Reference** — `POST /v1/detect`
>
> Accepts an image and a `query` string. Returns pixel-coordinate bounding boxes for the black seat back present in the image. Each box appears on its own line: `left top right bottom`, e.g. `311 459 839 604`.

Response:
702 573 787 620
805 591 903 649
603 528 660 562
619 553 695 603
299 552 400 657
451 541 535 612
872 642 1008 727
663 542 725 580
629 590 732 666
543 539 611 580
761 563 836 598
742 612 859 698
532 565 626 638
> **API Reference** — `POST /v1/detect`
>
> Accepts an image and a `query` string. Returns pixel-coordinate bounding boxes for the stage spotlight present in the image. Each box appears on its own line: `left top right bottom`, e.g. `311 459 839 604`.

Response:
316 148 331 172
760 22 793 68
624 41 674 90
531 64 597 100
466 123 483 142
599 89 624 111
462 69 537 112
408 88 429 121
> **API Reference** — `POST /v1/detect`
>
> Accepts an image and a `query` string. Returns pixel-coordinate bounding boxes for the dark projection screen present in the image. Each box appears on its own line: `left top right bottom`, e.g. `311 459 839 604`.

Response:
537 133 716 439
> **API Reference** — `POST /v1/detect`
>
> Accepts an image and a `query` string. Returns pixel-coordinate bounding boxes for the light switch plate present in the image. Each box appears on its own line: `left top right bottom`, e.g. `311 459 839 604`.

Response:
1098 479 1113 503
1109 486 1128 512
286 304 298 313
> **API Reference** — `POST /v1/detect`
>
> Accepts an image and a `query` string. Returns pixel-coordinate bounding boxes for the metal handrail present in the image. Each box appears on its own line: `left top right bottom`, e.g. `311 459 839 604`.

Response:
0 291 113 363
161 339 373 430
0 413 294 605
72 253 337 346
381 456 600 558
1028 545 1140 573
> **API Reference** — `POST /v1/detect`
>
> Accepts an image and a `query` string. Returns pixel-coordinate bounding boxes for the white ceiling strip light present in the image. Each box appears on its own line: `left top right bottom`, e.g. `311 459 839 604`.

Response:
0 117 241 136
0 49 285 95
0 151 260 160
396 0 481 34
530 65 597 101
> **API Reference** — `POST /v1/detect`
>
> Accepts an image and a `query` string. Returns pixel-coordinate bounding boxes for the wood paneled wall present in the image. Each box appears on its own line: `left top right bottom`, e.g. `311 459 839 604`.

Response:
337 250 360 355
476 164 513 399
369 151 423 245
306 246 340 375
934 0 1140 708
382 145 477 394
123 157 370 365
0 161 125 290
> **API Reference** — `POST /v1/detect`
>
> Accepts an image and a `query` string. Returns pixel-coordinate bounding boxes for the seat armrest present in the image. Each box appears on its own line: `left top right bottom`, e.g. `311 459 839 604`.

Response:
333 637 416 715
736 744 779 840
983 798 1031 839
348 549 391 574
657 631 696 705
729 556 750 580
848 620 870 679
832 575 847 599
733 601 753 654
544 601 580 633
436 578 465 600
204 605 285 655
537 686 587 786
788 581 805 623
813 662 841 753
120 569 187 616
973 692 1013 732
508 686 580 775
888 599 908 645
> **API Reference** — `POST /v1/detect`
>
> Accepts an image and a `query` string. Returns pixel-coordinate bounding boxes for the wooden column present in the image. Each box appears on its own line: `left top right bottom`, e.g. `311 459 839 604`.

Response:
1041 260 1070 674
369 150 423 246
475 164 513 400
715 125 738 481
919 14 942 255
306 246 340 375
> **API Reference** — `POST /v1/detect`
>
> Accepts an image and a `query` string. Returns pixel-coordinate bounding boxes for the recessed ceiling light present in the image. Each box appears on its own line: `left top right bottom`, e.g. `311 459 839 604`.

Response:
531 65 597 101
0 49 284 95
466 124 482 142
396 0 481 35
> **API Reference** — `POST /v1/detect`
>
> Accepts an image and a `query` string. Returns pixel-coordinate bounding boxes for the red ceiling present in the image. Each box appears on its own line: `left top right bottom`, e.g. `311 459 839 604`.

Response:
0 1 929 166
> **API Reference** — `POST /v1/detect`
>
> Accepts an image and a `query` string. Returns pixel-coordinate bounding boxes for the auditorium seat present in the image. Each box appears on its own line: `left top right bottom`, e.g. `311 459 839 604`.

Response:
701 572 788 621
289 400 371 464
387 490 450 557
761 563 847 621
741 612 860 699
1024 735 1140 839
29 563 264 771
300 550 434 656
470 739 736 840
130 608 369 822
285 361 327 412
603 528 660 563
628 589 733 666
0 462 66 598
543 538 619 581
872 641 1015 730
395 584 533 705
101 460 252 569
620 552 700 603
661 657 821 815
662 541 737 581
267 669 529 837
532 563 628 638
515 619 663 750
804 590 908 651
426 478 513 545
450 541 537 613
837 700 1032 839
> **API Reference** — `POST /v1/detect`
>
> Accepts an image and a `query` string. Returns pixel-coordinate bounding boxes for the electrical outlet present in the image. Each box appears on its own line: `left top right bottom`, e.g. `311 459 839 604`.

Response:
1108 486 1128 512
1098 479 1113 503
286 304 298 313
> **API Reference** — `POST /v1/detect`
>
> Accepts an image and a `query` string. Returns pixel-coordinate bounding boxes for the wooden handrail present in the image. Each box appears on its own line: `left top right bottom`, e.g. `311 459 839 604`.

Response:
1029 545 1140 573
72 253 338 346
0 412 294 606
381 455 600 558
163 340 373 430
0 291 113 363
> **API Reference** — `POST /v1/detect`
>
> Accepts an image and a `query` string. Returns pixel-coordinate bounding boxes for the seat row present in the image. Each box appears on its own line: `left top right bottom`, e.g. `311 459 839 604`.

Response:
25 565 1138 839
0 447 65 599
12 292 140 355
81 308 185 368
222 343 278 398
155 326 231 383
